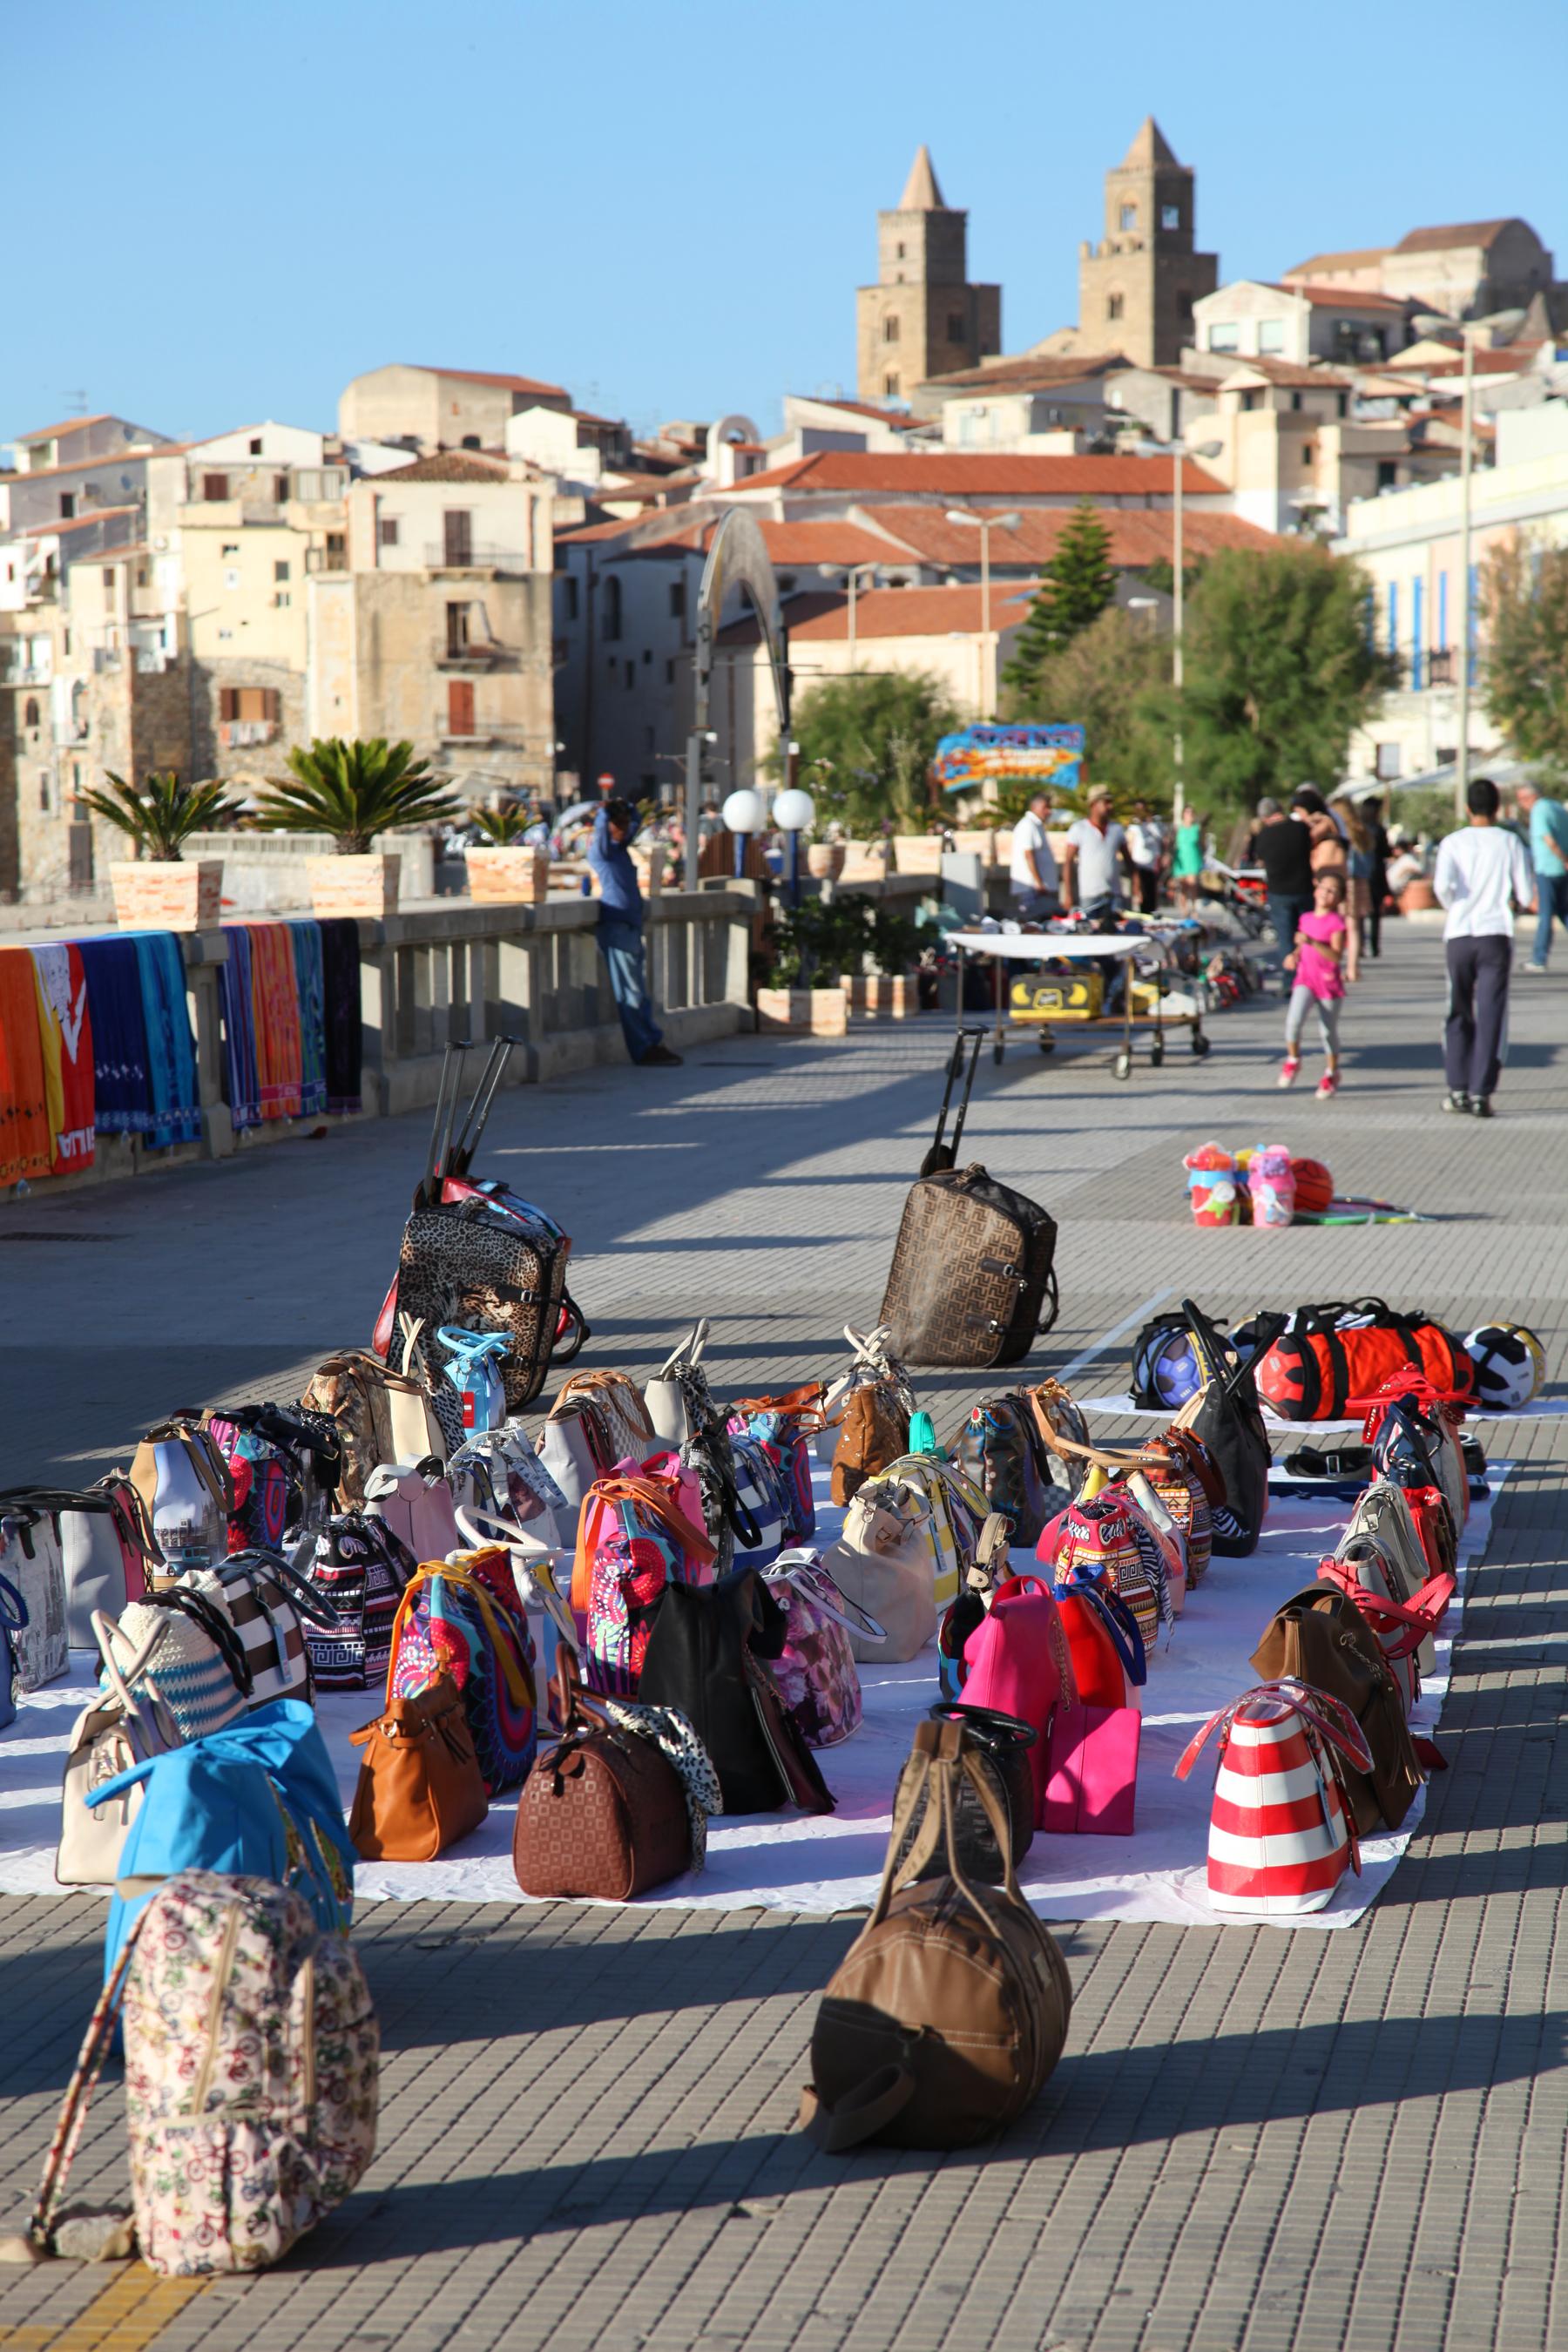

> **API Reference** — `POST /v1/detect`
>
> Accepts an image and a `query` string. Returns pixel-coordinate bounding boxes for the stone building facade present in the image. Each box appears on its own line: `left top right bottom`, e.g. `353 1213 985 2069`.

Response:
1077 118 1218 369
855 148 1001 403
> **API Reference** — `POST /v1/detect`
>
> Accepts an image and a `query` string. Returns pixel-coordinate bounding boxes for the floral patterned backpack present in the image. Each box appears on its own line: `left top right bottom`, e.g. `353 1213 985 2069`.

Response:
17 1870 378 2274
762 1549 884 1748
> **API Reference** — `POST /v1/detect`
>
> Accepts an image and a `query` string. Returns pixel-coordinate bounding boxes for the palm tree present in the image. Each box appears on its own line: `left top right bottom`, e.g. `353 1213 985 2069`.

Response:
469 804 534 846
253 737 461 855
74 769 240 861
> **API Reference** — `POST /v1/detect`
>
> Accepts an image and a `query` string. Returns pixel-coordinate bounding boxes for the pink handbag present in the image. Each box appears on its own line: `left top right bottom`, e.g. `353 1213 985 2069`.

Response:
363 1460 462 1567
960 1574 1077 1817
637 1451 711 1582
1040 1703 1141 1835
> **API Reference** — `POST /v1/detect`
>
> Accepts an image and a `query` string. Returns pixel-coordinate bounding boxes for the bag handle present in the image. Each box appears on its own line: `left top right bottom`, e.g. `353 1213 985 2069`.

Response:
389 1561 533 1711
149 1585 253 1697
454 1503 577 1654
1316 1558 1456 1645
655 1318 710 1380
798 2058 918 2154
218 1547 344 1631
22 1921 145 2254
763 1548 887 1644
91 1610 179 1742
0 1569 28 1632
1176 1677 1374 1781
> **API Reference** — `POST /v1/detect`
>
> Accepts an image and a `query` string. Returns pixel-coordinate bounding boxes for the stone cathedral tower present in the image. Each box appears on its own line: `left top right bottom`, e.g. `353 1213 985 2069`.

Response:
855 147 1002 402
1078 118 1218 368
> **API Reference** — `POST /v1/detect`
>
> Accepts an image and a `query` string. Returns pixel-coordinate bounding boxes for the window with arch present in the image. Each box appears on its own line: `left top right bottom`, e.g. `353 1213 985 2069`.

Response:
603 575 623 642
1119 203 1137 231
883 315 901 345
1161 202 1181 231
884 373 901 398
24 697 40 729
1106 293 1125 321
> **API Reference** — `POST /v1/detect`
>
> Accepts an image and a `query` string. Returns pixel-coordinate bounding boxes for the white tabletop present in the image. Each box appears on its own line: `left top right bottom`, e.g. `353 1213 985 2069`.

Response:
949 929 1149 961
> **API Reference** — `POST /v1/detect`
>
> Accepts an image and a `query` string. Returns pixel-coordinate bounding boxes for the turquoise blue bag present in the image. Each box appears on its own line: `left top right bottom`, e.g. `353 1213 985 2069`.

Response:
96 1698 355 1984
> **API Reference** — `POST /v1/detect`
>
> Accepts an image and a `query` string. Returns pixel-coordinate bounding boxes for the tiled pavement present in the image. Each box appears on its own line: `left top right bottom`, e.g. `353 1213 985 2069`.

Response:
1 918 1565 2352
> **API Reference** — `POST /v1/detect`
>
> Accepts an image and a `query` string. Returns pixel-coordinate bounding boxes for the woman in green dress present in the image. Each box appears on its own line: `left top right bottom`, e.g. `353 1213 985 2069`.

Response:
1172 803 1205 917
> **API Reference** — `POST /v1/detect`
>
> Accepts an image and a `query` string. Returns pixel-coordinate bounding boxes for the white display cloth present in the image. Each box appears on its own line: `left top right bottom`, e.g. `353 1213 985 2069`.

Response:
1 1466 1504 1931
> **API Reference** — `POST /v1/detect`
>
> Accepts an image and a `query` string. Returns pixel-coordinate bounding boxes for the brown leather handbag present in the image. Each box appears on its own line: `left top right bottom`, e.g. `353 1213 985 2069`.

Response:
1250 1582 1423 1835
512 1652 690 1900
800 1717 1072 2152
348 1673 489 1860
830 1384 908 1507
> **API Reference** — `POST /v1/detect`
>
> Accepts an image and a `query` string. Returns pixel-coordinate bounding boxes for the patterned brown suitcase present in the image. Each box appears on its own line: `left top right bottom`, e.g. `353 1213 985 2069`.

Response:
878 1162 1059 1369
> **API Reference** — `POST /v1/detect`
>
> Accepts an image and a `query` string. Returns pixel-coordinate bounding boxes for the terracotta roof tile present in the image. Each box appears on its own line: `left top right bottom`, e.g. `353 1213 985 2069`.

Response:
372 450 515 483
1393 220 1517 255
14 413 116 443
719 584 1033 647
20 504 141 537
1283 247 1390 278
416 365 570 398
917 353 1132 394
1285 282 1412 312
725 450 1227 497
861 503 1274 568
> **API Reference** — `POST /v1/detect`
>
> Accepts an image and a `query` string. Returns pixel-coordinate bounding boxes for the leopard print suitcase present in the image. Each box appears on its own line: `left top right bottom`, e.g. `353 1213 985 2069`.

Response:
395 1199 569 1413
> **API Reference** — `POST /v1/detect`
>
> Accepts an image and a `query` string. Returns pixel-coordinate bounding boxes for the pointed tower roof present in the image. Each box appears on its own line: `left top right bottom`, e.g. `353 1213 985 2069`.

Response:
1119 116 1179 170
898 145 947 211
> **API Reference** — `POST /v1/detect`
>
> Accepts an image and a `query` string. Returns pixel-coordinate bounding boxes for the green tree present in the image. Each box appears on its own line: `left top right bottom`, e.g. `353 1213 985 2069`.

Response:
1153 544 1395 817
1481 534 1568 777
1139 555 1206 600
1002 500 1117 706
252 737 461 854
996 606 1172 816
780 670 961 832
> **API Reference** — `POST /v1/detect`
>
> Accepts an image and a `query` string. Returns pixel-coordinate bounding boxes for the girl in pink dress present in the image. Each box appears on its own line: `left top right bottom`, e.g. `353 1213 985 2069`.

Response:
1280 871 1348 1098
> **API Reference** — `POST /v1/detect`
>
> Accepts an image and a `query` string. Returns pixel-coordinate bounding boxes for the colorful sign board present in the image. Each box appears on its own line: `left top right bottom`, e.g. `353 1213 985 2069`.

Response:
933 722 1085 797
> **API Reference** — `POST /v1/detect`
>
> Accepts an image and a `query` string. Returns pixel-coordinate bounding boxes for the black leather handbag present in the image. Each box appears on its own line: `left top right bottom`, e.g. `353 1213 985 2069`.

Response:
890 1702 1037 1885
637 1569 833 1816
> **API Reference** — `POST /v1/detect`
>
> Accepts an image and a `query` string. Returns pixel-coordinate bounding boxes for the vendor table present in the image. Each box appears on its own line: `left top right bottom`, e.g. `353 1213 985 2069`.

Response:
949 927 1211 1078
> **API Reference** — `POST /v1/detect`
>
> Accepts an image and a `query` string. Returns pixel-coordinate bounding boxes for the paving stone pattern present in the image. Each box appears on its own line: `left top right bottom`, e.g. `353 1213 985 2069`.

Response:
0 923 1564 2352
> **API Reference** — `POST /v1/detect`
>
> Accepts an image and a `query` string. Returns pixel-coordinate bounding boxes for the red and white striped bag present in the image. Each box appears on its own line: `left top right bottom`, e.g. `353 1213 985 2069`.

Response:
1176 1679 1374 1916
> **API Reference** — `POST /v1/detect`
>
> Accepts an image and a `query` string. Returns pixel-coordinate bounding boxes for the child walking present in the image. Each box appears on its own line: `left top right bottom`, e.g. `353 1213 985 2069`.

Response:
1280 870 1347 1098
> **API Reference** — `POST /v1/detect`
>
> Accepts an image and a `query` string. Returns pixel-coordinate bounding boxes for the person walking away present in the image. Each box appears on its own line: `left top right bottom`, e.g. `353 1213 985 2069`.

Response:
1516 781 1568 971
1433 777 1536 1118
1342 798 1378 983
1358 794 1390 958
1252 797 1314 963
1009 790 1060 919
587 799 683 1067
1062 787 1132 921
1170 802 1205 917
1280 871 1348 1098
1126 799 1167 916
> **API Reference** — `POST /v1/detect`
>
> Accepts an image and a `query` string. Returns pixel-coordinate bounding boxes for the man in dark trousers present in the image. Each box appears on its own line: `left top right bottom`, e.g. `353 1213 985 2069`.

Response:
587 799 683 1066
1433 777 1535 1117
1250 797 1315 961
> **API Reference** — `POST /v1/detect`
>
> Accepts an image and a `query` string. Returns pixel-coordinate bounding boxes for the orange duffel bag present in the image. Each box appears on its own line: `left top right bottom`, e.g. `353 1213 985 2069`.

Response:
1236 1300 1475 1422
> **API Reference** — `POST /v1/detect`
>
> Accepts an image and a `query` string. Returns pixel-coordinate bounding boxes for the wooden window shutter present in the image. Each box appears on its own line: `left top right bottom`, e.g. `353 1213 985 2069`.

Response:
219 686 240 721
448 679 475 735
265 687 281 721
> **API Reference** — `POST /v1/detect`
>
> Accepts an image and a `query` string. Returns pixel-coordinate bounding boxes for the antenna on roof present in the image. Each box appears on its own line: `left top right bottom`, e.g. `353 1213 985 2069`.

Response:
64 389 88 416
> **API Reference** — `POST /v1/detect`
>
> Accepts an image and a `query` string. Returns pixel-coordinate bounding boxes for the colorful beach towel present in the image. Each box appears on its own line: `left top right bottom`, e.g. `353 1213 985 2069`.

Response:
78 936 153 1135
0 946 52 1186
250 920 303 1119
218 925 262 1130
30 943 95 1173
289 919 328 1119
133 933 201 1150
319 917 363 1115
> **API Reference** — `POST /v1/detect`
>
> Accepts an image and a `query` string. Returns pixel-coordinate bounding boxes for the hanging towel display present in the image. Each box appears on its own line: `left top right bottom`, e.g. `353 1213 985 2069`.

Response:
319 916 363 1115
249 921 304 1120
77 936 153 1136
30 944 95 1174
132 934 201 1150
0 946 53 1186
217 924 263 1131
289 919 328 1118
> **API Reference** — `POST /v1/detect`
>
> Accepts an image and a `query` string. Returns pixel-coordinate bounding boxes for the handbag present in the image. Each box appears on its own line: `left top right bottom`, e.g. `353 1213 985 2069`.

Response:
947 1395 1055 1545
645 1320 759 1571
0 1502 70 1690
637 1568 834 1816
1338 1480 1438 1675
1315 1552 1455 1714
936 1511 1014 1701
1250 1582 1424 1834
729 1433 789 1575
300 1350 443 1508
761 1548 882 1749
1051 1490 1168 1663
56 1612 183 1888
874 1452 989 1616
348 1672 489 1860
1362 1373 1469 1531
387 1554 537 1794
511 1649 698 1900
196 1550 343 1707
0 1569 25 1730
571 1466 718 1696
957 1572 1077 1817
0 1479 160 1651
301 1511 416 1691
128 1416 234 1575
448 1428 571 1558
800 1717 1071 2152
1040 1703 1141 1835
821 1478 936 1664
363 1459 463 1567
105 1587 253 1743
536 1393 618 1519
1177 1679 1374 1916
433 1325 510 1435
889 1701 1036 1882
554 1368 656 1466
727 1385 825 1544
825 1324 916 1501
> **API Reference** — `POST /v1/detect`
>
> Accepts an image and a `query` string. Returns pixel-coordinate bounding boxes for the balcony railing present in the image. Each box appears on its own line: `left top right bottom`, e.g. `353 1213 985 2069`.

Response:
423 543 535 573
434 636 513 668
436 717 529 745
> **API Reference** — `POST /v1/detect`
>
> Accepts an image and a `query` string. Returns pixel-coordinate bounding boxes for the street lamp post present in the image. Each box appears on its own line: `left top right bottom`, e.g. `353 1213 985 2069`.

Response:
943 509 1020 719
773 784 815 909
1132 437 1223 787
1455 328 1477 822
721 786 767 881
817 562 881 671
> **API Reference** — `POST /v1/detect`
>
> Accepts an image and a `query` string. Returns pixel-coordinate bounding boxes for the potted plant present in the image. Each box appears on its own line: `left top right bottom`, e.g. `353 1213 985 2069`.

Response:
251 737 461 917
76 768 239 930
464 806 550 904
852 902 924 1017
755 898 855 1035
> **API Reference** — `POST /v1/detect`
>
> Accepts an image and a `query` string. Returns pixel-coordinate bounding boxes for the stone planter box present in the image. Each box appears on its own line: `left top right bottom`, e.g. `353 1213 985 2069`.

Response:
807 842 847 882
841 971 918 1017
110 858 222 932
891 835 945 875
466 846 550 903
308 851 402 919
756 985 849 1037
1398 877 1437 914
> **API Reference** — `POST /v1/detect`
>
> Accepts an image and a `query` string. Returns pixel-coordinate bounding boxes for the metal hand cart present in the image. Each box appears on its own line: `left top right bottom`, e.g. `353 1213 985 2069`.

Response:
948 928 1211 1079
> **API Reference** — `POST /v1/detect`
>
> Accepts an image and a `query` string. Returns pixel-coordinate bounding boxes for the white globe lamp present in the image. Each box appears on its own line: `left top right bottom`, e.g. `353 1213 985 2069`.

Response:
772 787 816 834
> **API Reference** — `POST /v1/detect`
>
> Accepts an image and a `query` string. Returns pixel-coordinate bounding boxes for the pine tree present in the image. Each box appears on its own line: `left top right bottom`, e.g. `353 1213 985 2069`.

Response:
1002 500 1117 709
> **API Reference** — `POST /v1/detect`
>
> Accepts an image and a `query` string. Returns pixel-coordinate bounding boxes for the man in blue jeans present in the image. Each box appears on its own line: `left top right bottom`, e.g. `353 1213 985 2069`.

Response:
1516 781 1568 971
587 800 683 1066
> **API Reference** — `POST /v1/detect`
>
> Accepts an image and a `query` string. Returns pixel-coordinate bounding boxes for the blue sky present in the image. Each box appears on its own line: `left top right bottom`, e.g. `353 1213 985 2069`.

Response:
7 0 1567 450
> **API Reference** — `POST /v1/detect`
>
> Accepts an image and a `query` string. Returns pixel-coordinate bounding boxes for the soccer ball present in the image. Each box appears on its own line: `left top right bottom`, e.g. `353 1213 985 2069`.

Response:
1139 1328 1203 1409
1463 1323 1546 1410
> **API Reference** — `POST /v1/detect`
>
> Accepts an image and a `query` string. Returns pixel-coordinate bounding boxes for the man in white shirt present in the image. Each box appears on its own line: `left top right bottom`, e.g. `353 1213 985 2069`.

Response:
1432 777 1536 1118
1009 791 1060 919
1125 799 1167 916
1062 787 1132 920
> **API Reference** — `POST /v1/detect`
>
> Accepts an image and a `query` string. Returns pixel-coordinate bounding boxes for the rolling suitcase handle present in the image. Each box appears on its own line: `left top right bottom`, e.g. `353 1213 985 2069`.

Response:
919 1029 984 1179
